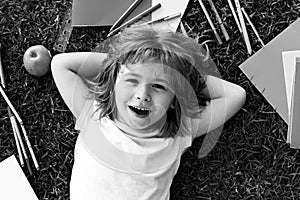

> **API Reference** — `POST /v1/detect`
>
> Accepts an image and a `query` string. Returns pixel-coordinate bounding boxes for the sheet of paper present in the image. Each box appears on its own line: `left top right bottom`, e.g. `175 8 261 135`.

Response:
282 51 300 114
152 0 189 32
239 18 300 124
72 0 189 31
288 57 300 148
72 0 151 26
0 155 38 200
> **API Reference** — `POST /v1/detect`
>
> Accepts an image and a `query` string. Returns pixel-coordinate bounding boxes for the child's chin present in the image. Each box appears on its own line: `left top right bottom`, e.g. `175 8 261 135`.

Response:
129 120 152 130
130 118 164 131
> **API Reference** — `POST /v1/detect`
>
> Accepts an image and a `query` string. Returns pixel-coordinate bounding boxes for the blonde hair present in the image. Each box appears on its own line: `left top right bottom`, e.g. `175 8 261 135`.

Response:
90 25 212 138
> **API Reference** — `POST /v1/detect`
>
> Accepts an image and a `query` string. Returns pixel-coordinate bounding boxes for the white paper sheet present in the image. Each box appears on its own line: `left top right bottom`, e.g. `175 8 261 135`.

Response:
0 155 38 200
72 0 189 30
72 0 151 26
287 58 300 147
282 50 300 115
151 0 190 32
239 18 300 124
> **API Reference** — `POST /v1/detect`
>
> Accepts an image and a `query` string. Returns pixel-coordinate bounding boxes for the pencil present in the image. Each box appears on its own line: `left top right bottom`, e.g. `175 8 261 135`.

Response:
241 8 265 46
198 0 222 45
20 123 39 170
0 85 23 122
234 0 252 54
9 109 24 167
180 21 188 36
107 3 161 37
132 12 182 27
0 52 25 167
110 0 144 32
10 112 33 175
207 0 230 41
0 85 39 170
227 0 242 34
0 53 5 87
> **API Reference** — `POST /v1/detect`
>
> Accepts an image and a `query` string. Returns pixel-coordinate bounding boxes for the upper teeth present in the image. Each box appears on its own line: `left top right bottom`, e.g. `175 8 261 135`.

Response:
133 106 149 111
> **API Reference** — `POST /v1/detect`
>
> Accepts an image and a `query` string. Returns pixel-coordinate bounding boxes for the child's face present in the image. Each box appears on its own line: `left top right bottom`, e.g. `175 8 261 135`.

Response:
114 62 175 132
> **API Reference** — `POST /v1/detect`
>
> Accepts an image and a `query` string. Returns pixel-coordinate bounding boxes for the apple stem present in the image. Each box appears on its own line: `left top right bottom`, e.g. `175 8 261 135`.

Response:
30 51 37 58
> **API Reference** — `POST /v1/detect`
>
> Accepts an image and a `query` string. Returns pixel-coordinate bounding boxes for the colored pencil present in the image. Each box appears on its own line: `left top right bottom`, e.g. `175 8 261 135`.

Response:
12 125 24 167
132 12 181 27
20 123 39 170
107 3 161 37
241 8 265 46
12 113 33 175
0 85 39 171
8 107 24 167
180 21 188 36
198 0 222 45
0 52 25 168
227 0 242 34
0 53 5 87
207 0 230 41
234 0 252 54
110 0 144 32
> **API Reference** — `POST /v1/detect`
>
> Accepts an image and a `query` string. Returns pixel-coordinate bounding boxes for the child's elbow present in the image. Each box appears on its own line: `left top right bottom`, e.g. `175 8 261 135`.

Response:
51 54 68 77
50 54 63 71
234 85 246 108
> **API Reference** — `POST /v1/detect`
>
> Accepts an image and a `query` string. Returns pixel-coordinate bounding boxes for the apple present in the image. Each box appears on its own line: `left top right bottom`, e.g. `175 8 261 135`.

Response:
23 45 52 77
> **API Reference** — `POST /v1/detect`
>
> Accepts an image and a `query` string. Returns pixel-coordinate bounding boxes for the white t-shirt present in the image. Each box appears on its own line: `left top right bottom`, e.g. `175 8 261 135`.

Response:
70 100 193 200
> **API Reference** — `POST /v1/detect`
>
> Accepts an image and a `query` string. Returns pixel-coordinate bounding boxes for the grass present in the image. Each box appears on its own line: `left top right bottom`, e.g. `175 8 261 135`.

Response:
0 0 300 199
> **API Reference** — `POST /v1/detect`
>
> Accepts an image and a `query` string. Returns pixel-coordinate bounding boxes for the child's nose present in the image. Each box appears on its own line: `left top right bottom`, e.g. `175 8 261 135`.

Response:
134 85 151 102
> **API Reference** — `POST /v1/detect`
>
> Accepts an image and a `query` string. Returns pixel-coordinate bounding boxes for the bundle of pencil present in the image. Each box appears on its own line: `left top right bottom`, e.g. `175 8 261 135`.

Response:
227 0 265 54
107 0 183 37
198 0 222 45
197 0 264 52
198 0 231 45
108 1 162 37
0 50 39 176
207 0 230 41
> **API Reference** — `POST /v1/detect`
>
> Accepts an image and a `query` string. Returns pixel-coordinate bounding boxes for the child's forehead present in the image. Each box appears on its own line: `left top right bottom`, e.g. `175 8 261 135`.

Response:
120 62 172 74
119 63 178 84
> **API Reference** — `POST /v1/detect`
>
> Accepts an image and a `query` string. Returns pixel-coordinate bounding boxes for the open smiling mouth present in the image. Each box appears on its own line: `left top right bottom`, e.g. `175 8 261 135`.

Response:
129 106 150 118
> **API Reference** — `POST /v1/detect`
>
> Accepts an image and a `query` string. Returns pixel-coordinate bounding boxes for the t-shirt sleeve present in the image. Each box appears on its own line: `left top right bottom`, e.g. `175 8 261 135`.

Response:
188 111 215 140
74 99 95 132
184 115 208 140
179 115 195 142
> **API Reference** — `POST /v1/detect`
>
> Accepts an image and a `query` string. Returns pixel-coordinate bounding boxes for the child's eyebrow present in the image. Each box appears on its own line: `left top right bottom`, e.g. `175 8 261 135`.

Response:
123 72 141 77
154 78 170 85
124 73 171 85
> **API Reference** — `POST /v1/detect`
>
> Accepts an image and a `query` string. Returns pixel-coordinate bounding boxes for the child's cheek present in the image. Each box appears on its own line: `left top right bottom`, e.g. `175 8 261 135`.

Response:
115 74 123 85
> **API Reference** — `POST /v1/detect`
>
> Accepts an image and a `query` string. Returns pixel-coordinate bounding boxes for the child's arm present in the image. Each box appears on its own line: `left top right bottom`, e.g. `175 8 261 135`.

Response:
192 75 246 138
51 52 107 118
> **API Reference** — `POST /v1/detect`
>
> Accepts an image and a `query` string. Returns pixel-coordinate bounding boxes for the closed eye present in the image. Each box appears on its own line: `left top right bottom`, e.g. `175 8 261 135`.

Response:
126 79 138 84
152 84 166 90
